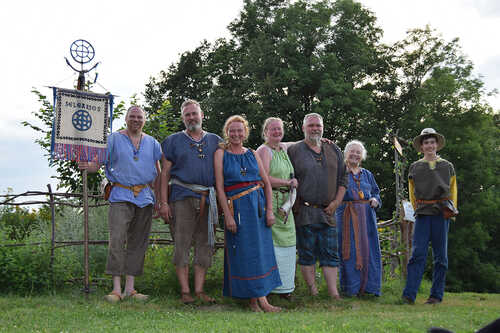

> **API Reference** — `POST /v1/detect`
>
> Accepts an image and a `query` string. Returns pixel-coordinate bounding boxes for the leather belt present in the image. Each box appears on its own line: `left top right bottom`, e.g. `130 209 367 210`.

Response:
113 183 148 197
227 184 262 217
191 189 209 218
416 198 450 204
302 201 327 209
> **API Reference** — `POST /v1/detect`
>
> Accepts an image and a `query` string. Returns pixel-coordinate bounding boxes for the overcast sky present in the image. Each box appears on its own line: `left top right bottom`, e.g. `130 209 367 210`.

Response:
1 0 499 196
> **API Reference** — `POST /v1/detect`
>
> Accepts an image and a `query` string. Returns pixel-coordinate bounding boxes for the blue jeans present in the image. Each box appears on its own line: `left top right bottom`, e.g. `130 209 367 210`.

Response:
403 215 449 301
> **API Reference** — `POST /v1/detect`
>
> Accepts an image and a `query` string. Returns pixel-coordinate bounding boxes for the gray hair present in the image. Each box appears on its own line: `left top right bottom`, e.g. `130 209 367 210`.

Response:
344 140 367 161
261 117 284 141
303 113 323 126
181 99 202 115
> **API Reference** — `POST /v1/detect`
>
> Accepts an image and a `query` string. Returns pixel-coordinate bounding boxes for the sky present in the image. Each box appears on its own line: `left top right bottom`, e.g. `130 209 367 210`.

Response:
1 0 499 196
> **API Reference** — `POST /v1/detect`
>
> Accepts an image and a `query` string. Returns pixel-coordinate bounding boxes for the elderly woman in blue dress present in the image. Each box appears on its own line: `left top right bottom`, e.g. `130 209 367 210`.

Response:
335 140 382 296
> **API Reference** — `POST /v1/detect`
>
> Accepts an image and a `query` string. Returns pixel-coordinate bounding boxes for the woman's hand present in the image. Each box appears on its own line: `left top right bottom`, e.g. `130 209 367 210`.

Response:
266 210 275 227
369 197 379 208
324 199 341 216
225 215 238 234
288 178 298 188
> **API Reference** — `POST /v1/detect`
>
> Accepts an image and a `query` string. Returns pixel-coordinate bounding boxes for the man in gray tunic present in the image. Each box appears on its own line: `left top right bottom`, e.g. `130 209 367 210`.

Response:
287 113 347 299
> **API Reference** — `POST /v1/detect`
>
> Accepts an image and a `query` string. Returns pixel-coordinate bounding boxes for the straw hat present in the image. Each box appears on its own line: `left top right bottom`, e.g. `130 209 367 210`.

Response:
413 128 445 152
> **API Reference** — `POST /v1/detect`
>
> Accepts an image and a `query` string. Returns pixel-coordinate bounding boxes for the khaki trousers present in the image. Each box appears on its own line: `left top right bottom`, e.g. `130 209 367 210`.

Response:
170 197 213 268
105 202 153 276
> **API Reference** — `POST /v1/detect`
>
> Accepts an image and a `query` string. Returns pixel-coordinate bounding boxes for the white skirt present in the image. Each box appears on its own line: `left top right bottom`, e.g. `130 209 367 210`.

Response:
271 245 296 294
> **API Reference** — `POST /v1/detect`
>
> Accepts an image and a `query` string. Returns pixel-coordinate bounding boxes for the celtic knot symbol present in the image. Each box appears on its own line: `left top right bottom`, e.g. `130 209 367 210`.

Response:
72 110 92 131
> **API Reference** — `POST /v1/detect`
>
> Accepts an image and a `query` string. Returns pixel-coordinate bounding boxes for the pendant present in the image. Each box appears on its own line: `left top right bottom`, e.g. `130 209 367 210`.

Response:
358 191 364 199
134 156 139 161
240 167 247 176
198 154 206 159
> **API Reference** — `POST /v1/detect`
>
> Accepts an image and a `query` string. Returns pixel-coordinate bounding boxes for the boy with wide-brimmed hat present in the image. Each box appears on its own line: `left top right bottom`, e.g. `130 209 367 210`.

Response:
402 128 458 305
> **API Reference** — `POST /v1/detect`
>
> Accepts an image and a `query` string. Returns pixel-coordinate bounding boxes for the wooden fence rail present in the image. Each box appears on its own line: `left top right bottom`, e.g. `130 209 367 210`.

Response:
1 185 412 292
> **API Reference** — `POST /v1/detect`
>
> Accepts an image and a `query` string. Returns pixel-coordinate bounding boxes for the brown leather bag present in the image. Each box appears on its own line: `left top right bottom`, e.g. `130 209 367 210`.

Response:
103 183 113 200
441 200 459 219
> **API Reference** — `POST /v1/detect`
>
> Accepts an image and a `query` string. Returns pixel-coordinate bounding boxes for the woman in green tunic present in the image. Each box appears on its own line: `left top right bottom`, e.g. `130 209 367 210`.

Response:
257 117 298 299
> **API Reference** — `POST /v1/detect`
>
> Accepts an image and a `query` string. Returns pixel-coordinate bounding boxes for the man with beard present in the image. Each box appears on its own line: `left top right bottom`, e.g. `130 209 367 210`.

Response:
79 105 162 302
287 113 347 299
159 99 221 304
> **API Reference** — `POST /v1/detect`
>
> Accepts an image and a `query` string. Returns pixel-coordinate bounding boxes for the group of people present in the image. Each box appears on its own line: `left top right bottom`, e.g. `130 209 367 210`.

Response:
79 99 458 310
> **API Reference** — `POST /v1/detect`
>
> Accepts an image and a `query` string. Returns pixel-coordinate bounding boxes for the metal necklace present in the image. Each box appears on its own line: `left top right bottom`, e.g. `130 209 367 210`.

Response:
126 131 142 161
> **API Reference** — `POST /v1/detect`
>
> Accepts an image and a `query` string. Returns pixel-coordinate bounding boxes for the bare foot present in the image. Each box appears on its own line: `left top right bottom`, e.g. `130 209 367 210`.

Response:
309 284 319 296
330 294 342 300
249 299 263 312
260 304 282 313
258 296 282 313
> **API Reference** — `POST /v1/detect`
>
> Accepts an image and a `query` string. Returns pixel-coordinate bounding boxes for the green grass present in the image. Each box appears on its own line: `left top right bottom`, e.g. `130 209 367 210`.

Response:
1 278 498 333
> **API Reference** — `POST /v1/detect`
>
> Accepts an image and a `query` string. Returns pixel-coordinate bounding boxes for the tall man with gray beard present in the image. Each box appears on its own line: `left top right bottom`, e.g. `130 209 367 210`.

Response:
287 113 347 299
159 100 222 304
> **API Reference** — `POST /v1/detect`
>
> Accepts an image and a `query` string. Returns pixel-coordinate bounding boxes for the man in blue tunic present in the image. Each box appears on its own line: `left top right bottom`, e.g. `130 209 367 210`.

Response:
159 100 222 304
79 105 162 303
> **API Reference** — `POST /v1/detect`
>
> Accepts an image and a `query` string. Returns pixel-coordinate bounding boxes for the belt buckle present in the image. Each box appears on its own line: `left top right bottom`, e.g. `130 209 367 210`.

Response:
304 201 310 207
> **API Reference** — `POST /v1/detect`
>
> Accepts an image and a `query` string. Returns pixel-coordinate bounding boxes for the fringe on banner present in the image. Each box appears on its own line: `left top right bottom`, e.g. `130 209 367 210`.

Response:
52 143 107 164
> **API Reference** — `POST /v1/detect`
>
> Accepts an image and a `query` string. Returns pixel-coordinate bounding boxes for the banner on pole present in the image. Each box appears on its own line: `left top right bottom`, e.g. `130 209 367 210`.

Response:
51 88 112 164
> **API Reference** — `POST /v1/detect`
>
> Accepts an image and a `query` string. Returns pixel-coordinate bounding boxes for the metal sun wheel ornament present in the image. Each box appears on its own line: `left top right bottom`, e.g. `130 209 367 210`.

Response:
70 39 95 65
65 39 100 90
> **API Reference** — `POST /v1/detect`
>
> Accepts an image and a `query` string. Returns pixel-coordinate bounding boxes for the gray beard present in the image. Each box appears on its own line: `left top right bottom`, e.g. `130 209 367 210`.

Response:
187 122 201 132
306 135 322 146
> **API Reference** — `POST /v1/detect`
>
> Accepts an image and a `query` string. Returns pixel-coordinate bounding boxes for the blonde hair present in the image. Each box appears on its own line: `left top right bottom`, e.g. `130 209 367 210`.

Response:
219 115 250 149
261 117 284 141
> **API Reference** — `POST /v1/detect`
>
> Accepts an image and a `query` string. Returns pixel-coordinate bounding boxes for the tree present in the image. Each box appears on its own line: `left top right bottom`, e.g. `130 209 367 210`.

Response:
379 27 500 292
144 1 499 291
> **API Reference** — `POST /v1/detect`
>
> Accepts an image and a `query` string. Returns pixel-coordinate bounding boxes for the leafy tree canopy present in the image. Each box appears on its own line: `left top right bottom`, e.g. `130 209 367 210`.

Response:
143 0 499 292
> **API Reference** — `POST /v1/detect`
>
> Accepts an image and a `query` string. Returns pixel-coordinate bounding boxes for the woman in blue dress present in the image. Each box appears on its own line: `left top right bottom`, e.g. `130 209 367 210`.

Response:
335 140 382 297
214 115 282 312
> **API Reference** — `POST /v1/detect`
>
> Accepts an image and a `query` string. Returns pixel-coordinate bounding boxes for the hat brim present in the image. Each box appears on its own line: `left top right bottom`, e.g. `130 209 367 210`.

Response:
413 133 445 152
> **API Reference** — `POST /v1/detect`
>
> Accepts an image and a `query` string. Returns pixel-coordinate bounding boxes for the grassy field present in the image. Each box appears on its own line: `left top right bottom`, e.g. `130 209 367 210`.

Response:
1 278 498 333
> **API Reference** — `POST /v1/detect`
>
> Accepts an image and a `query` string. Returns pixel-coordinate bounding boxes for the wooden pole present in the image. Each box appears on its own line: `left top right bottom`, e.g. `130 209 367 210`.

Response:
390 137 401 277
47 184 56 284
77 79 90 297
82 169 90 296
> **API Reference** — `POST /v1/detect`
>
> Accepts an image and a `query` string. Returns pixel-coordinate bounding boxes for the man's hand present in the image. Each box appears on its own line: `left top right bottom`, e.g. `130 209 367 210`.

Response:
77 156 100 173
324 199 341 216
159 203 172 223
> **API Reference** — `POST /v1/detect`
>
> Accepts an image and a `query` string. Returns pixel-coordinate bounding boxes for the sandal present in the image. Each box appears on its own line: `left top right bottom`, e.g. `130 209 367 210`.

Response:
195 292 216 303
104 291 122 303
181 292 195 304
